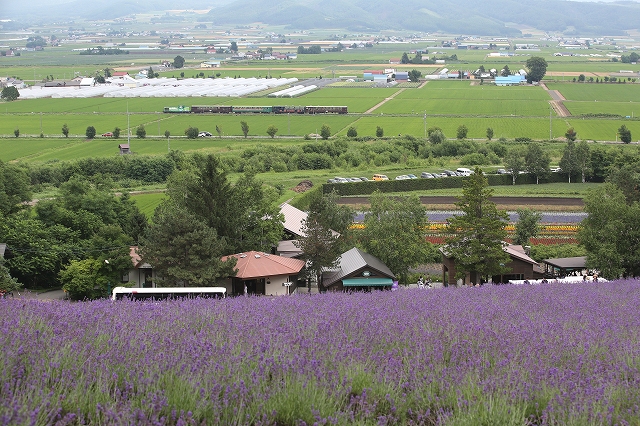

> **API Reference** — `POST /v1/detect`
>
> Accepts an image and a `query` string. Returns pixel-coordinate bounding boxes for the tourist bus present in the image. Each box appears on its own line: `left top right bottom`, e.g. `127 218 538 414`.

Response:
111 286 226 301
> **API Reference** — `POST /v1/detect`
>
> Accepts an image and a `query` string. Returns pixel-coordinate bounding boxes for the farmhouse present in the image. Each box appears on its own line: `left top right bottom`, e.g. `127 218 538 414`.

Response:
441 243 543 286
321 247 395 292
219 251 305 296
125 246 157 288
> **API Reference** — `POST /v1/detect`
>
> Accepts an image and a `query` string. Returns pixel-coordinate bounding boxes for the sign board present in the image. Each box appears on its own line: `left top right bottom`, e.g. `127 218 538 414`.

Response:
282 282 292 287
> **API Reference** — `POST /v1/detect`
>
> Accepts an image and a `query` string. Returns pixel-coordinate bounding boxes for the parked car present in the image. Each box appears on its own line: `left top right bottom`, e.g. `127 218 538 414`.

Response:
372 174 389 181
333 177 349 183
456 167 474 176
407 174 418 179
348 177 362 182
102 132 113 137
496 168 508 174
327 178 337 183
395 175 410 180
359 177 369 181
443 170 457 176
421 172 435 178
198 131 213 137
550 167 561 173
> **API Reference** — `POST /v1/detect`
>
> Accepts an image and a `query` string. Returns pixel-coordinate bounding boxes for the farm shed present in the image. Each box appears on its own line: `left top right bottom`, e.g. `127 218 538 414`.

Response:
495 75 525 86
119 144 130 154
321 247 395 292
441 243 543 286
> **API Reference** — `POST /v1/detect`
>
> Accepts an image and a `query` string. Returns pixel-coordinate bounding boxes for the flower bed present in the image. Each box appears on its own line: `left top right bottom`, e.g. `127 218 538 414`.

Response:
2 281 640 425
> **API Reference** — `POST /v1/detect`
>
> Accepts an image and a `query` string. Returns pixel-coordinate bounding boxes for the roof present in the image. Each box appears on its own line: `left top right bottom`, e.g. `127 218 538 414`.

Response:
119 144 130 149
112 71 129 76
276 240 303 258
221 251 305 279
129 246 151 269
322 247 395 287
543 256 587 269
504 244 538 265
280 202 308 237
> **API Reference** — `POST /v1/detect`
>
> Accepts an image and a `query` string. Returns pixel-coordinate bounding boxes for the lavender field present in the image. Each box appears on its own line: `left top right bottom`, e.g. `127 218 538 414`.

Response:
2 281 640 425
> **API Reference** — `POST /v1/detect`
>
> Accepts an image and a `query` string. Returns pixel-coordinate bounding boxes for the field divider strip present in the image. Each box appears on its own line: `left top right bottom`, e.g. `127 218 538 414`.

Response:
364 88 406 114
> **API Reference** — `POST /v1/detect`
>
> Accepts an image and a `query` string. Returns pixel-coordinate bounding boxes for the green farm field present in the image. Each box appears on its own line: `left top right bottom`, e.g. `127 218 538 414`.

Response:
548 83 640 102
564 101 640 118
131 192 167 217
377 82 552 116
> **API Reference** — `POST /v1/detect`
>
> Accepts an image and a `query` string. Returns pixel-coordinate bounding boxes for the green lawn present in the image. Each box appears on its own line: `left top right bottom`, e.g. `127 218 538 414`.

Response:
131 192 166 218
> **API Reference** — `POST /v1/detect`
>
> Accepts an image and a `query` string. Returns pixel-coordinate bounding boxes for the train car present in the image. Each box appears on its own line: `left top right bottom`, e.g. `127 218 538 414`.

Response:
232 106 273 114
191 105 233 114
304 106 348 114
273 105 305 114
163 105 191 113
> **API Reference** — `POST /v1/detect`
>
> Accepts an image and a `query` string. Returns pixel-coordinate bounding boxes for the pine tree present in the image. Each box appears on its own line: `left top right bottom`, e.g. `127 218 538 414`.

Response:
446 168 510 285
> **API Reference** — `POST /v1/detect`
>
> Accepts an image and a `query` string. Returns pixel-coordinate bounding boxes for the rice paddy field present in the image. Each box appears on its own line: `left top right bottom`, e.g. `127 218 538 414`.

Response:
377 81 552 116
3 280 640 425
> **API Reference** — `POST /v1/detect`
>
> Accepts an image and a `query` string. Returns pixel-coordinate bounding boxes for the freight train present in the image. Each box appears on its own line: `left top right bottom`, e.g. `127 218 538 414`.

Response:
163 105 348 114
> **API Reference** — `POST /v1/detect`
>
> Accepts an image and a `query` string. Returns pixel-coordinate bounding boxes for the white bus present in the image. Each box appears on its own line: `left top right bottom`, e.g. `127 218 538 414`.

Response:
111 286 226 301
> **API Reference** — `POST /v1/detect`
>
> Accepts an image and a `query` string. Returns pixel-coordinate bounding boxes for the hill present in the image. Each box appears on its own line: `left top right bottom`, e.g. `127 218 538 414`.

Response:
206 0 640 35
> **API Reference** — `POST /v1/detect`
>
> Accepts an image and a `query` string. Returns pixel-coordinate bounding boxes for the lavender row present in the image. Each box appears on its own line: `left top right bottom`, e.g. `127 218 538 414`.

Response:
353 211 587 223
2 280 639 425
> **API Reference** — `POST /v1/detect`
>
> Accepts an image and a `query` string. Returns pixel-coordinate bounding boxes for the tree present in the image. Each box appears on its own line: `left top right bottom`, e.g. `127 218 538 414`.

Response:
266 125 278 138
428 129 446 144
59 258 108 300
401 52 410 64
578 183 640 279
165 154 283 254
85 126 96 139
504 148 525 185
559 140 578 183
164 130 171 139
185 126 199 139
320 124 331 140
147 66 155 79
408 69 422 82
501 65 510 77
173 55 185 68
0 160 31 216
524 142 550 184
360 191 434 284
486 127 494 140
525 56 548 83
376 126 384 138
618 125 632 144
295 190 353 289
1 86 20 101
456 124 468 140
565 127 577 142
215 125 222 138
445 168 510 285
240 121 249 138
113 127 121 139
578 74 585 82
514 209 542 246
61 123 69 138
0 260 21 294
136 124 146 139
230 41 238 52
140 204 237 287
346 126 357 138
13 129 19 138
575 140 591 183
94 75 105 84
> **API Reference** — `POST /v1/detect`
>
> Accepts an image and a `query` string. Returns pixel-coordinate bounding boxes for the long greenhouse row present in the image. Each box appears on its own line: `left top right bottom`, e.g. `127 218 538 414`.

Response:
17 77 299 99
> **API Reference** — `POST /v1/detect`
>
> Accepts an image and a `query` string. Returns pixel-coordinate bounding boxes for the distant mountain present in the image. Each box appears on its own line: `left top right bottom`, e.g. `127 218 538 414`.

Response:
207 0 640 35
1 0 638 36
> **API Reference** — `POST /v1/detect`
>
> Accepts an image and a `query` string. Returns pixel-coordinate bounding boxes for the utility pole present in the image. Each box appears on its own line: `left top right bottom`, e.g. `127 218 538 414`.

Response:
549 103 552 141
127 102 131 147
423 111 427 139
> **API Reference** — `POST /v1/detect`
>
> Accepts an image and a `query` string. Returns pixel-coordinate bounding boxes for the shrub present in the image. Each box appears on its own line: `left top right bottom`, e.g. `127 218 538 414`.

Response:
113 127 121 139
320 124 331 140
185 126 199 139
376 126 384 137
136 125 146 139
346 127 357 138
85 126 96 139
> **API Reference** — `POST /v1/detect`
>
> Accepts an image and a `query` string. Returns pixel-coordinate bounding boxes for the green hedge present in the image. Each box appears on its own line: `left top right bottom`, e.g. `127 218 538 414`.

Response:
323 173 568 195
